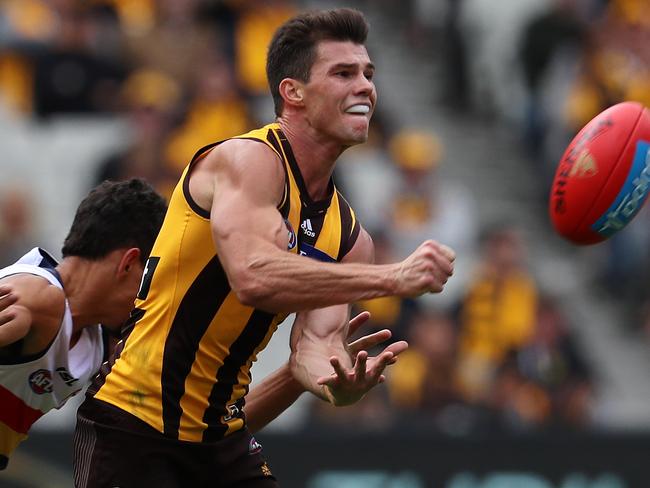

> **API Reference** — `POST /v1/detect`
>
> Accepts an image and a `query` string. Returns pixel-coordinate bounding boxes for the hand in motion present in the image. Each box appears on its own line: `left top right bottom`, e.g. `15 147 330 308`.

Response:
396 240 456 296
317 311 408 406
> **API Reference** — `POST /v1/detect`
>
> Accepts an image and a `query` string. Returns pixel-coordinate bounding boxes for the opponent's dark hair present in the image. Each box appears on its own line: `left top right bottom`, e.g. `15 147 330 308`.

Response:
61 178 167 264
266 8 369 116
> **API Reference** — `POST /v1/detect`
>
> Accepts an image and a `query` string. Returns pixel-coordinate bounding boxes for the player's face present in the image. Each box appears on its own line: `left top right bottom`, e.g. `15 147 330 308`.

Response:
301 40 376 146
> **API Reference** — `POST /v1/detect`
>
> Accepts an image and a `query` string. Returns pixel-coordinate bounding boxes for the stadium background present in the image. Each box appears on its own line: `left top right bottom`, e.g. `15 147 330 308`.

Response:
1 0 649 486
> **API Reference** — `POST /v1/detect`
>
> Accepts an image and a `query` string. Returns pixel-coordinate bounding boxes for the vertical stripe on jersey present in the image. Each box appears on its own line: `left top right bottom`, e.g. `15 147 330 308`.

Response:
201 309 275 442
336 192 360 260
314 192 342 259
161 256 231 438
266 130 291 217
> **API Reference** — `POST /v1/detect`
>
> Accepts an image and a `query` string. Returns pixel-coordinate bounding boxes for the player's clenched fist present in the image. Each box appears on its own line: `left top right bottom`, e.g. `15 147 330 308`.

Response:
394 240 455 296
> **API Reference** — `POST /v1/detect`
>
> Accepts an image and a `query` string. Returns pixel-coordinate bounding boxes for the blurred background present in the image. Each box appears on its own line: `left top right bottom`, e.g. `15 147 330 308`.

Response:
1 0 649 486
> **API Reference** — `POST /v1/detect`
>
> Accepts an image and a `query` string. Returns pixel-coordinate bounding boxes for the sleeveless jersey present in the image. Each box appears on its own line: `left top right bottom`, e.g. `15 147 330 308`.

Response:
92 123 361 442
0 248 103 469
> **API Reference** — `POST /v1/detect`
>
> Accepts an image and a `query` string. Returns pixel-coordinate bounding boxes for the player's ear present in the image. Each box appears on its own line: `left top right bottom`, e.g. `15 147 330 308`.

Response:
117 248 141 277
279 78 304 108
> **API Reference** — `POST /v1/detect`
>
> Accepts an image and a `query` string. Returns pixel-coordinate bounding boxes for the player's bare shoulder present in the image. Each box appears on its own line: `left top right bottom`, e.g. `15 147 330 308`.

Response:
190 138 286 210
0 273 65 336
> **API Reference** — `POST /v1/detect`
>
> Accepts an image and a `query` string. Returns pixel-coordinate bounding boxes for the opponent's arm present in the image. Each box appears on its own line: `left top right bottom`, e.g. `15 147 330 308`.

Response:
202 140 455 314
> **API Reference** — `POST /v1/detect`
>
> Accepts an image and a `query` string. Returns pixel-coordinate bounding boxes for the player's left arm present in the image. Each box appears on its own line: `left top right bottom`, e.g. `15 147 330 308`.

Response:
289 227 409 406
246 311 395 432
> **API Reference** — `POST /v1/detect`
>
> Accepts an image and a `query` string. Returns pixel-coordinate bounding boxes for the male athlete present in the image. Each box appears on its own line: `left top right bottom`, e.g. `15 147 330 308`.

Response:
0 179 166 470
0 180 392 471
75 8 455 487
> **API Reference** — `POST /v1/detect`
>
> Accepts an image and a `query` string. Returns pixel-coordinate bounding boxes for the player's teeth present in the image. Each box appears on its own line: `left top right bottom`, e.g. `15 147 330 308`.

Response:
345 105 369 114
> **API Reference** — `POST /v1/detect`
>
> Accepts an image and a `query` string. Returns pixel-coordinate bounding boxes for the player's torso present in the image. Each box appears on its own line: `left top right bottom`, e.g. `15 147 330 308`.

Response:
93 124 360 442
0 248 103 467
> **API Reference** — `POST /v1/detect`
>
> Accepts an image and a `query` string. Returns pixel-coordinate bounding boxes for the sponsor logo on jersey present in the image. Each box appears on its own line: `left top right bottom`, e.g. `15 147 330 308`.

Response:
56 367 79 387
301 219 316 237
29 369 53 394
249 437 263 455
261 462 273 476
223 403 240 422
285 219 297 250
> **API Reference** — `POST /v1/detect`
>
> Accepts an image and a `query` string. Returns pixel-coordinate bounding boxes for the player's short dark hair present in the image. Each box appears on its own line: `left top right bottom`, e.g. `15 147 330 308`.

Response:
61 179 166 264
266 8 369 116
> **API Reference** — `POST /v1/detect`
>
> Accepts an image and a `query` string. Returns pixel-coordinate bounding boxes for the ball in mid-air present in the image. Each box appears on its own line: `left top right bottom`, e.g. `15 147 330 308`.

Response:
549 101 650 245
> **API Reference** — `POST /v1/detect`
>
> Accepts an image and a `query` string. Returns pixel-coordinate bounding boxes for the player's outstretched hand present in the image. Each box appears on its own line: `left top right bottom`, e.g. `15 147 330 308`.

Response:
316 311 408 406
396 240 455 296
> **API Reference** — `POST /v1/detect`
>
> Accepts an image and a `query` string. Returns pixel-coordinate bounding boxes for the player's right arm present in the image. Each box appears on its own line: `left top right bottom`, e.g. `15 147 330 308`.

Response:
0 276 64 352
191 139 455 314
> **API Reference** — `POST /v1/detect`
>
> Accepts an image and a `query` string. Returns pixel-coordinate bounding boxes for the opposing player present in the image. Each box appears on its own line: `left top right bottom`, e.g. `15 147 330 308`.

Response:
0 180 396 471
0 179 166 470
75 8 455 487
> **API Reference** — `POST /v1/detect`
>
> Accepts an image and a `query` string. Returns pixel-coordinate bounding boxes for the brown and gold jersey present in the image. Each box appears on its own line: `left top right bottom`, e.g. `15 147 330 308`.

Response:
91 123 361 442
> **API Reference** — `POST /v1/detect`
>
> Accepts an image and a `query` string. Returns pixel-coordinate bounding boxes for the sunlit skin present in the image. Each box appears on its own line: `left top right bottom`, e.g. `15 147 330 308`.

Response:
277 40 377 201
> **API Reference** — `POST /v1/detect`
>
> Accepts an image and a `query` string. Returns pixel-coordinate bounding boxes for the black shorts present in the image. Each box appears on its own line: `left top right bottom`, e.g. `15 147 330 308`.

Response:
73 398 278 488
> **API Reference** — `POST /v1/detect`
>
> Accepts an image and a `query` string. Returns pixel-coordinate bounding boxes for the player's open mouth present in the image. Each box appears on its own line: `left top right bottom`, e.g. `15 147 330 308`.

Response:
345 104 370 115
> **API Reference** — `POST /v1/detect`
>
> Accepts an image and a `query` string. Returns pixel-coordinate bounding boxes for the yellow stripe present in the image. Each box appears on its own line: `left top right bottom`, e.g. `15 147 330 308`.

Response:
0 422 26 458
316 191 342 259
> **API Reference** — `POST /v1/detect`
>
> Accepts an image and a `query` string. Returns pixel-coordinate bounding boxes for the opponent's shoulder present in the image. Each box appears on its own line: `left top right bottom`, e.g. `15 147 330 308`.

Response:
0 273 65 319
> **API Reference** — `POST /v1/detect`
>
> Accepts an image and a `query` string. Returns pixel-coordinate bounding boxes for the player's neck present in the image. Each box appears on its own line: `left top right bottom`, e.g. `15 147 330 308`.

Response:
277 117 341 201
57 257 112 333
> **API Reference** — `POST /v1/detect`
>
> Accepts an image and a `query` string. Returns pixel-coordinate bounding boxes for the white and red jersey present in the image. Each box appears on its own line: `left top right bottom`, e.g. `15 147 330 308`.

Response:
0 248 103 469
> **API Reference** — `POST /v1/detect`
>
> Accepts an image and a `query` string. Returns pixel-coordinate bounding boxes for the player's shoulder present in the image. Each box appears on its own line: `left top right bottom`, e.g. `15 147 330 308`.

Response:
342 225 374 264
1 273 65 316
203 137 285 185
216 137 282 166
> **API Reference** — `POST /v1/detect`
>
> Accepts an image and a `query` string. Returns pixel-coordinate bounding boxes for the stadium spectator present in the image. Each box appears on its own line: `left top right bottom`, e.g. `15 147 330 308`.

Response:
456 225 538 403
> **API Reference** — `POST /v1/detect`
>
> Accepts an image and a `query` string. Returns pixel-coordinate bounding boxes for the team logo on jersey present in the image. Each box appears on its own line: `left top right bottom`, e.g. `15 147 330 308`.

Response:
29 369 53 394
284 219 297 250
249 437 263 455
301 218 316 237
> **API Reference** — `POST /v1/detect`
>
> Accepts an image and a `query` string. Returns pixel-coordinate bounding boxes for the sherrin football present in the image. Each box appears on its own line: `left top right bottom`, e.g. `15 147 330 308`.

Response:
549 101 650 245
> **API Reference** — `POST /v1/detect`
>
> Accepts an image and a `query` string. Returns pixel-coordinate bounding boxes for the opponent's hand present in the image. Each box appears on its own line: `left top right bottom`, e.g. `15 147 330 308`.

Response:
395 240 455 296
316 311 408 406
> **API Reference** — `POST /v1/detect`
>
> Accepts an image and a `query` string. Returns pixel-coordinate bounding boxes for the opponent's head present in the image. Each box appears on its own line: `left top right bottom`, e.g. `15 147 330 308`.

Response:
62 179 167 326
62 178 166 263
267 9 374 134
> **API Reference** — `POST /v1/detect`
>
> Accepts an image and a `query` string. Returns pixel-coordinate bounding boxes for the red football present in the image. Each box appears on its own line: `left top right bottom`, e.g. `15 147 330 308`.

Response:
549 101 650 245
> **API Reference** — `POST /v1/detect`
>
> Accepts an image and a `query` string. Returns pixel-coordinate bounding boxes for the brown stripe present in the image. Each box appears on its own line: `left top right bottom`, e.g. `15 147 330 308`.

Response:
201 309 275 442
161 255 231 438
267 129 291 216
336 192 360 260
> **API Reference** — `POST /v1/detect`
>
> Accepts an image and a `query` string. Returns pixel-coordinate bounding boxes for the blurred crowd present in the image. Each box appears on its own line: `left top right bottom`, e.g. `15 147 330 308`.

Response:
2 0 650 435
